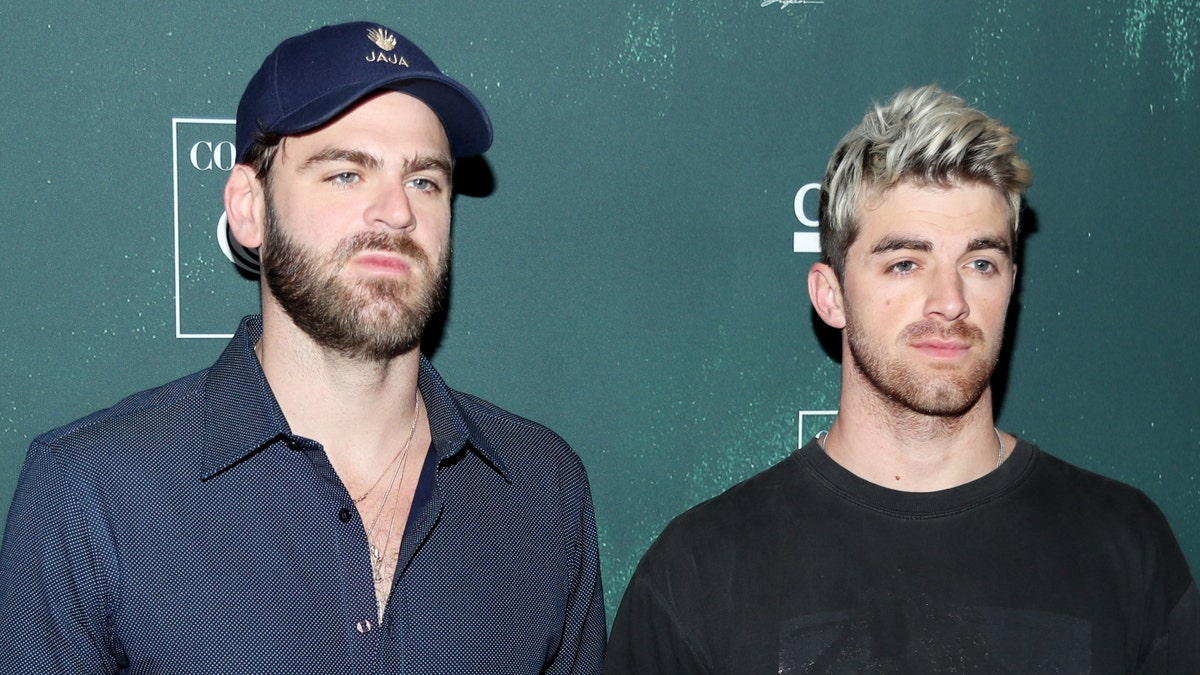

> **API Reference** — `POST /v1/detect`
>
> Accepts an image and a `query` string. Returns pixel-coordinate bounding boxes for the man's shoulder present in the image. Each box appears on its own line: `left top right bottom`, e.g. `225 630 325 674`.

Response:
1030 444 1196 615
689 450 804 516
642 452 805 561
31 368 212 462
1028 445 1165 517
1040 448 1191 558
443 385 588 474
451 388 565 440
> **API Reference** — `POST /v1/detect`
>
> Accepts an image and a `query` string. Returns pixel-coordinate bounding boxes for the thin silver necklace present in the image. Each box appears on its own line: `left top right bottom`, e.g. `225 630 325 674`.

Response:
817 427 1007 468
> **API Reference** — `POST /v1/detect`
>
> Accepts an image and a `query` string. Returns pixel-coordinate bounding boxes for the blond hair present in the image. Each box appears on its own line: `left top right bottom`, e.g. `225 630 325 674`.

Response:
818 85 1032 280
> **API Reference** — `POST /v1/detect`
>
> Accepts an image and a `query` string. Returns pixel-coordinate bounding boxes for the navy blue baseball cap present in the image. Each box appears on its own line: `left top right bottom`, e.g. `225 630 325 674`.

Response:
235 22 493 162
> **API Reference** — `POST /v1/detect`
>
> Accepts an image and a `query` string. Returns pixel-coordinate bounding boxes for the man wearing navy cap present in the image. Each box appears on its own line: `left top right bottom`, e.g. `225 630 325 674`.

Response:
0 22 605 673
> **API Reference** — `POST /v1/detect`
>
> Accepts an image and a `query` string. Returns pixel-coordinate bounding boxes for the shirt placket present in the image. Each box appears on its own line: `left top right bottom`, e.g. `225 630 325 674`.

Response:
296 435 386 675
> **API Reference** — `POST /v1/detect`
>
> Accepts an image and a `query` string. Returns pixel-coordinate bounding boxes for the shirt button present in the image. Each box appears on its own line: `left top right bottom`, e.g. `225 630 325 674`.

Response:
338 508 353 523
356 619 374 633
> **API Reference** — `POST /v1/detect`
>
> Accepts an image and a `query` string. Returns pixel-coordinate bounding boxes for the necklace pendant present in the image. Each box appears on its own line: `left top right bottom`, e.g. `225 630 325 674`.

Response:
369 543 385 582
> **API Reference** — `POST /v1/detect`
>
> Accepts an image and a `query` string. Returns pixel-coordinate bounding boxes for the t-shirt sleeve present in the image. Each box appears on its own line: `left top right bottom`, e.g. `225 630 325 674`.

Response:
1130 488 1200 674
603 536 712 675
1137 580 1200 674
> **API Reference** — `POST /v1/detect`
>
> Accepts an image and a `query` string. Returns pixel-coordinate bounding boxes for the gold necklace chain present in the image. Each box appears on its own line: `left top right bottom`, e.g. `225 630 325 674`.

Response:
364 398 422 586
353 398 421 504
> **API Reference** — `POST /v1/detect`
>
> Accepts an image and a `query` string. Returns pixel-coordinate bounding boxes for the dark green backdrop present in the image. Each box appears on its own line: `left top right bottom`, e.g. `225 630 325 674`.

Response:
3 1 1198 620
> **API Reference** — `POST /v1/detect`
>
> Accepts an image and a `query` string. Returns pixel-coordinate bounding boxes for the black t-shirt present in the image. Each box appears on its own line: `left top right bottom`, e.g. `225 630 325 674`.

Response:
605 439 1200 674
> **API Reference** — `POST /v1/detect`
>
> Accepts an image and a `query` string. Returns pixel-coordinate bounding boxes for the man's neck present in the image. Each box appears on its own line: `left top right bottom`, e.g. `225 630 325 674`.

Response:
823 379 1007 493
254 307 425 468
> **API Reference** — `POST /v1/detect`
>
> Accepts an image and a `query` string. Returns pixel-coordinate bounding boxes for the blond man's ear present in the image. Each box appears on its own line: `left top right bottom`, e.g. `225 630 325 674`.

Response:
807 262 847 330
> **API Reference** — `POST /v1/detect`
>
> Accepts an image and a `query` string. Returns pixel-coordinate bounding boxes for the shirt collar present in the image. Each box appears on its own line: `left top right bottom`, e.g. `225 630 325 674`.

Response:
199 315 509 482
416 352 511 481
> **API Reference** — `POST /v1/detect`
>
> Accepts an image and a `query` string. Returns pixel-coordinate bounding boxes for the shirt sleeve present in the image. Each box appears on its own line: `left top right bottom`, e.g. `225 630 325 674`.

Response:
1132 490 1200 675
1166 581 1200 672
1137 580 1200 674
602 552 711 675
0 439 120 674
544 455 607 675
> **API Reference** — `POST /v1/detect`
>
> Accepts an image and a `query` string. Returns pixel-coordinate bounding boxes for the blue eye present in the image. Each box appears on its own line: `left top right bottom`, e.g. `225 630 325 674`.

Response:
329 172 360 186
407 177 439 192
890 260 917 273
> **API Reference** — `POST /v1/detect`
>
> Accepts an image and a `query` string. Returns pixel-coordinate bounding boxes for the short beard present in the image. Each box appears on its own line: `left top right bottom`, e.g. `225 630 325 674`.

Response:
846 314 999 418
260 198 448 362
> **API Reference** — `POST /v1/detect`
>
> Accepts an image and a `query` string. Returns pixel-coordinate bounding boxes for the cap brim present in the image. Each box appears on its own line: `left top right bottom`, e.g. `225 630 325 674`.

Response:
269 73 493 158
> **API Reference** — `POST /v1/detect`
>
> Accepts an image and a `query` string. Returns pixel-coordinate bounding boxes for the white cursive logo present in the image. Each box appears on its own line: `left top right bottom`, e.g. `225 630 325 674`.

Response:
761 0 823 7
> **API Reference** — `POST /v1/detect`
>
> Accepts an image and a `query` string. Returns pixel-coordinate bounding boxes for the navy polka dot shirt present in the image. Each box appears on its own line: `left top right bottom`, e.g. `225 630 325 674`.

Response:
0 315 606 673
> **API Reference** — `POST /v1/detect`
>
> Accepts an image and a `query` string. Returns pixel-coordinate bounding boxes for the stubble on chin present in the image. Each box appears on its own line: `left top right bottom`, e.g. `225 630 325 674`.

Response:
844 316 1000 419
